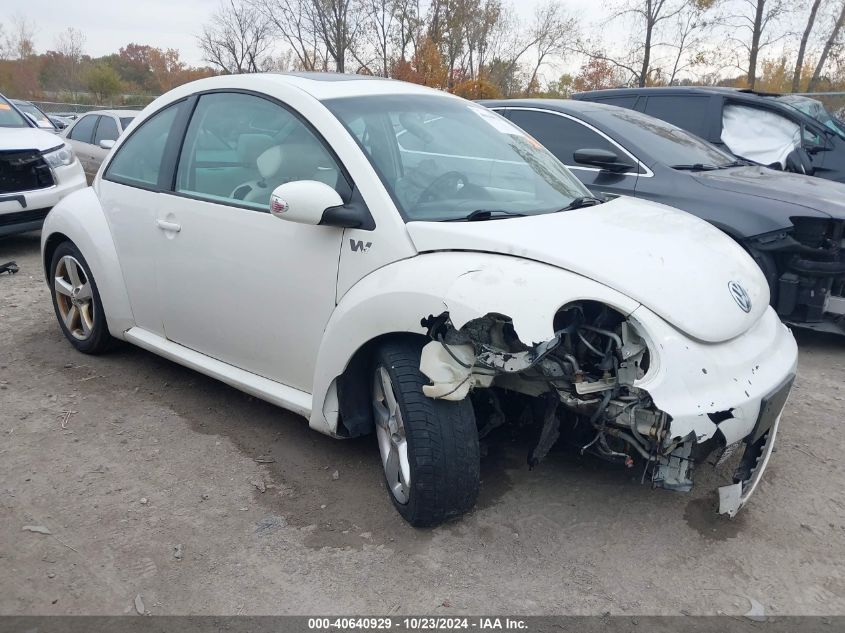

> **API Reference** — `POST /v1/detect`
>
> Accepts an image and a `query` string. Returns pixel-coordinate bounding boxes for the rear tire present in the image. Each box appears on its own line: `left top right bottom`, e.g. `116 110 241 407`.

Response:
50 241 114 354
372 338 480 527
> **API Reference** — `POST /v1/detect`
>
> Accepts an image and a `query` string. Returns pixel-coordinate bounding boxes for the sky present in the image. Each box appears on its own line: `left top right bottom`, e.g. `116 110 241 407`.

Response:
4 0 607 69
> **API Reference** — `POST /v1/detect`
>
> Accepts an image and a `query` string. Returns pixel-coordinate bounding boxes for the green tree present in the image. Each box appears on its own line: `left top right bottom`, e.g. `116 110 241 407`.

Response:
86 64 123 103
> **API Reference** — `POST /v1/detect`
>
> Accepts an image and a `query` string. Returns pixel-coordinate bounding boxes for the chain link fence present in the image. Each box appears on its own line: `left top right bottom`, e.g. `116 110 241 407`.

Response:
29 100 152 118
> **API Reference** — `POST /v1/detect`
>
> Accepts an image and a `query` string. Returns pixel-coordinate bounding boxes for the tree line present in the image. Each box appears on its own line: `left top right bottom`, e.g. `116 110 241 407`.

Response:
0 19 214 104
197 0 845 97
2 1 845 105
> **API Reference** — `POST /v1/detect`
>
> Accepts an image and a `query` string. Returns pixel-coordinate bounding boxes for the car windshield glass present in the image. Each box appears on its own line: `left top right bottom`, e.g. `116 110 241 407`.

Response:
16 102 52 127
777 95 845 140
0 96 30 128
600 107 736 168
324 94 590 221
120 117 134 129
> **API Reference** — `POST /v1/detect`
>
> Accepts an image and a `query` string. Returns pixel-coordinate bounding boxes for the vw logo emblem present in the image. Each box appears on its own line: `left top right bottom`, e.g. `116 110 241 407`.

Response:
728 280 752 313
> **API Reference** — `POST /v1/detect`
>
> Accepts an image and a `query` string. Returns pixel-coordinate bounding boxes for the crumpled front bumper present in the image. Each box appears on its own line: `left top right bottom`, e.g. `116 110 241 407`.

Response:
630 305 798 516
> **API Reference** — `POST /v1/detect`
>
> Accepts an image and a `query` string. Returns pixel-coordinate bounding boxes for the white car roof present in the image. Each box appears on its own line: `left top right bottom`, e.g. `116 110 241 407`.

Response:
155 72 451 106
79 109 143 118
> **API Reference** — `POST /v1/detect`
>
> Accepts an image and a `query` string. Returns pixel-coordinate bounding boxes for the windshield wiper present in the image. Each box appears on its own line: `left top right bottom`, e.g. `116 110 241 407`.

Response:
446 209 527 222
670 163 719 171
717 159 752 169
556 196 604 212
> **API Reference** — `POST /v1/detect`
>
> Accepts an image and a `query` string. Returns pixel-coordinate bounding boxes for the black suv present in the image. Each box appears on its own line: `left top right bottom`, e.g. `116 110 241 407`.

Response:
573 87 845 184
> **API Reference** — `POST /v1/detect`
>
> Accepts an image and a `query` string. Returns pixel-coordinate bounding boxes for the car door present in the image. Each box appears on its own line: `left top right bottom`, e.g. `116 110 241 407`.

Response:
99 101 189 336
502 108 640 199
91 115 120 175
65 114 99 182
156 91 348 392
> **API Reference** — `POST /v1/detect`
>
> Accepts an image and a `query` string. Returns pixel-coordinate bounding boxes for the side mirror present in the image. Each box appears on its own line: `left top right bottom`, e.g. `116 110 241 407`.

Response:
269 180 344 226
573 148 634 173
99 139 115 150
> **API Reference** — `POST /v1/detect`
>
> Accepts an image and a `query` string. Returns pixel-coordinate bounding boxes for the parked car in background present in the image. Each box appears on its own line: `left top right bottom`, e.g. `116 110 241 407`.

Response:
41 73 797 525
482 99 845 335
48 114 72 130
573 87 845 184
10 99 58 132
0 92 86 236
62 110 140 182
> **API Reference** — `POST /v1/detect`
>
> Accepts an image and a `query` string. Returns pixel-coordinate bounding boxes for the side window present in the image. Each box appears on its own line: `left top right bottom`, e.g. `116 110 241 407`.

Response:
507 110 619 166
596 96 638 109
69 115 97 143
104 103 180 188
644 95 710 137
94 116 119 144
176 92 346 210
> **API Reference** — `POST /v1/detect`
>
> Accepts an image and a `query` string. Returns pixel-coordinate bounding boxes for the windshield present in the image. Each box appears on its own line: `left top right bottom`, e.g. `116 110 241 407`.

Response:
15 102 54 128
0 95 30 128
598 107 737 168
120 117 134 130
325 94 590 221
777 95 845 139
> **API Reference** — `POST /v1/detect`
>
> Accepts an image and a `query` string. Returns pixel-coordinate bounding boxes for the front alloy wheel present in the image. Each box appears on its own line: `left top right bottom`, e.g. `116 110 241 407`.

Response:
50 241 114 354
373 366 412 504
54 255 95 340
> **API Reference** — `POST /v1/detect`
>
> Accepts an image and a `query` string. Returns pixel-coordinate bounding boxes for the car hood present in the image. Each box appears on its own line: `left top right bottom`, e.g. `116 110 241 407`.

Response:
0 127 63 152
406 196 769 344
693 165 845 220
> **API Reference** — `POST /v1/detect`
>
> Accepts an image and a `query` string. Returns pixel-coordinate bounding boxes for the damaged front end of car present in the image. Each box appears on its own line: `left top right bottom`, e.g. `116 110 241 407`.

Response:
751 217 845 334
419 300 792 517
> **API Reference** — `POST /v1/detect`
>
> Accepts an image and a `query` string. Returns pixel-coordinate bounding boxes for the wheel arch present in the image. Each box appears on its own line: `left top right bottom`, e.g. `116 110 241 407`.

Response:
308 252 641 437
40 188 135 338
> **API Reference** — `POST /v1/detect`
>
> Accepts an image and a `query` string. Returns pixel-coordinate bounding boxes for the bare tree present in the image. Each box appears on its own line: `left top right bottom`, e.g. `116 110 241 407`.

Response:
793 0 823 91
4 13 37 60
255 0 321 70
198 0 274 73
664 0 718 85
578 0 691 87
256 0 362 73
809 0 845 90
54 27 86 89
310 0 362 73
721 0 788 88
524 2 578 93
357 0 397 75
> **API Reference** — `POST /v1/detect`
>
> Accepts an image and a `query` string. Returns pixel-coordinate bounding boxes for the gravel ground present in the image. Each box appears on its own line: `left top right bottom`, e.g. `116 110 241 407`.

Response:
1 231 844 616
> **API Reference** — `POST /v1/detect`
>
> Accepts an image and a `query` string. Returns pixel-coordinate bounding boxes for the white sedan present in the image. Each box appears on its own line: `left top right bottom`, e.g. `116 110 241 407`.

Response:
41 73 798 526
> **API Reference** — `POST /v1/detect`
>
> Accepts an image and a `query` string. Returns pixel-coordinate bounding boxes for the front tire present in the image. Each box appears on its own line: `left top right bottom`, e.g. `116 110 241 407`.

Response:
50 241 114 354
372 339 480 527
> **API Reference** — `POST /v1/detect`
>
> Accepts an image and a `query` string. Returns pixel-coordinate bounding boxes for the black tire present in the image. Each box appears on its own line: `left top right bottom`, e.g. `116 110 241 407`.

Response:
372 338 480 527
49 241 114 354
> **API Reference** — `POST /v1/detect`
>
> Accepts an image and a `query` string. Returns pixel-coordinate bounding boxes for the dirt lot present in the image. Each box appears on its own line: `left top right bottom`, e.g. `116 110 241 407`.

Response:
1 231 844 616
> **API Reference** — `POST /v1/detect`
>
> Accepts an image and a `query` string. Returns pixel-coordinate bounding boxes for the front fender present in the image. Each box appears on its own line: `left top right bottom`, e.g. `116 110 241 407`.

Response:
309 251 641 435
41 188 134 338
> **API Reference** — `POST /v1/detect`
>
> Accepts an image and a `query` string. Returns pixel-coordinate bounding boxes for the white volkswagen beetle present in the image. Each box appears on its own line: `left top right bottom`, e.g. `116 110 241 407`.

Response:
41 73 798 526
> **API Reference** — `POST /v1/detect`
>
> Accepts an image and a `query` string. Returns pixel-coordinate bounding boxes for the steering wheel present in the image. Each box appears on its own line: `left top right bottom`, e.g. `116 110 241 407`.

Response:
418 171 470 204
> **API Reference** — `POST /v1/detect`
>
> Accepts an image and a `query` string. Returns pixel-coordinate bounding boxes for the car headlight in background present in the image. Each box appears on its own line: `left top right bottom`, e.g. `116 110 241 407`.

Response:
42 144 76 169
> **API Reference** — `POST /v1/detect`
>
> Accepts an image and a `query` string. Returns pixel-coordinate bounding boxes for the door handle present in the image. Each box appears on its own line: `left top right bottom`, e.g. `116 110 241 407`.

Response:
156 219 182 232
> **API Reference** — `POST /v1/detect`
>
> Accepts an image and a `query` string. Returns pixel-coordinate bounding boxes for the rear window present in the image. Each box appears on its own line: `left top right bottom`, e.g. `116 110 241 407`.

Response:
0 96 29 128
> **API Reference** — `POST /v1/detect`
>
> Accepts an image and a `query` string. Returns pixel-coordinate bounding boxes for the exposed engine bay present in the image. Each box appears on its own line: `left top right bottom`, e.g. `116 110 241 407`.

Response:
419 301 775 512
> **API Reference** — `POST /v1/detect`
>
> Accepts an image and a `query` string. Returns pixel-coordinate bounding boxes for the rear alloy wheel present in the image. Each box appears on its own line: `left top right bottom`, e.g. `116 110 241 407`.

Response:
50 242 113 354
372 339 480 527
